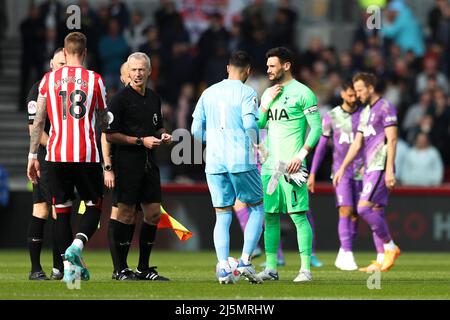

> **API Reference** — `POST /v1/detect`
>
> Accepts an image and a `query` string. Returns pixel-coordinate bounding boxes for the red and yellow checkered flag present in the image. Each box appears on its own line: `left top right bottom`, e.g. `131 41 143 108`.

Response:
158 206 193 241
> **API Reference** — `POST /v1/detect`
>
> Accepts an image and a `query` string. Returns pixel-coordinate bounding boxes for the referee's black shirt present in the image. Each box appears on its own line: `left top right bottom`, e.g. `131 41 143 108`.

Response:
27 80 51 135
27 80 51 158
106 84 164 163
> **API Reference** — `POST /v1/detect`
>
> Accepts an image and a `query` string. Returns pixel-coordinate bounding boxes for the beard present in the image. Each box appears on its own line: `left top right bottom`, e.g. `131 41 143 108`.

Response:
270 71 285 84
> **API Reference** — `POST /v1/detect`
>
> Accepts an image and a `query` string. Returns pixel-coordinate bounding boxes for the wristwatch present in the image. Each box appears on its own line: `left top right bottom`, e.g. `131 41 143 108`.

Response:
103 164 113 172
136 137 143 146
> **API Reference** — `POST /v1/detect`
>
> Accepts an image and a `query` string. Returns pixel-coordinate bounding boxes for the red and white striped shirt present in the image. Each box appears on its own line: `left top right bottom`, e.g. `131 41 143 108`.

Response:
38 66 107 163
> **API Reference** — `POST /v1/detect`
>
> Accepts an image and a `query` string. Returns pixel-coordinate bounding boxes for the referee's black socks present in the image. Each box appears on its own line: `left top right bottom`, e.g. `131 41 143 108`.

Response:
138 222 157 271
27 216 46 272
108 219 134 271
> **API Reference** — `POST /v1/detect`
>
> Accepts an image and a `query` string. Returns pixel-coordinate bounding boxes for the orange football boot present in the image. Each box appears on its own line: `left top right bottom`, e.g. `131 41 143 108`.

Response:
381 246 401 272
358 260 382 272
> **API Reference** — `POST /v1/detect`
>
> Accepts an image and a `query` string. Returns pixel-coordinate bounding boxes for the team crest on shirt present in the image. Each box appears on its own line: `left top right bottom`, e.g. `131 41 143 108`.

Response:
28 101 37 114
107 111 114 124
153 113 158 126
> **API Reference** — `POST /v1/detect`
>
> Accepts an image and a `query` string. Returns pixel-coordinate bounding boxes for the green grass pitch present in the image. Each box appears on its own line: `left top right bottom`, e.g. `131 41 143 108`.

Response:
0 250 449 300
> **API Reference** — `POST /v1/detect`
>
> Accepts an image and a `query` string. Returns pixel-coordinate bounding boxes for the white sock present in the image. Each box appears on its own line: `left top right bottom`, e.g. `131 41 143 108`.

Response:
52 267 61 274
345 251 355 260
240 253 250 265
377 253 385 264
73 238 84 250
383 240 396 251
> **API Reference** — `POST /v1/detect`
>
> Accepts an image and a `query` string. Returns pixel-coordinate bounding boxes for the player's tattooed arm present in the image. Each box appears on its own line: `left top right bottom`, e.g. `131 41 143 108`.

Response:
29 97 47 154
97 109 109 132
28 125 49 147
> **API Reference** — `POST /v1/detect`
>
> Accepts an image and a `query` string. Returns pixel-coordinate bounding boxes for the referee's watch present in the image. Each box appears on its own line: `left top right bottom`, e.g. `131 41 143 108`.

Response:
136 137 143 146
103 164 113 172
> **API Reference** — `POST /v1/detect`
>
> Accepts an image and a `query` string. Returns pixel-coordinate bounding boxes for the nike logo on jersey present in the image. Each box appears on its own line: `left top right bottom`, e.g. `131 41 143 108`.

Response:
268 108 289 121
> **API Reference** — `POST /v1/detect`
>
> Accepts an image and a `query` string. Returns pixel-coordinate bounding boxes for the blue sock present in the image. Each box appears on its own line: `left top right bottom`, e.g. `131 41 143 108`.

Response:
242 204 264 261
213 211 232 262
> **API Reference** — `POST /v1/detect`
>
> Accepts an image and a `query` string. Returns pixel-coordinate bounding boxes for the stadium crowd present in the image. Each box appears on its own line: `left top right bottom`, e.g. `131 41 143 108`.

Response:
17 0 450 185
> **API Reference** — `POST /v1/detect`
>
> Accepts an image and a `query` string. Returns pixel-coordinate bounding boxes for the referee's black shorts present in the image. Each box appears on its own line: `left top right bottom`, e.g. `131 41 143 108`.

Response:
32 146 51 204
47 161 103 205
114 153 162 206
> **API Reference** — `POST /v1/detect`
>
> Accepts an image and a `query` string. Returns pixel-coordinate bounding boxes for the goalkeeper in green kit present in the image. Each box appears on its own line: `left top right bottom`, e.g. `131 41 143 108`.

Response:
255 47 322 282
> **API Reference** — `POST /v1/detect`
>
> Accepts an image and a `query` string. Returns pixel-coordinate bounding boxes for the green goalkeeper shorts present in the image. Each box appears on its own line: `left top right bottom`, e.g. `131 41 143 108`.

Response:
262 173 309 214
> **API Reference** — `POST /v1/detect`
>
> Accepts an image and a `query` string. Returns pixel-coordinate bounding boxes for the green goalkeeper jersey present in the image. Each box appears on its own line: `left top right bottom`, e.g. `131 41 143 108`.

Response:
258 79 322 175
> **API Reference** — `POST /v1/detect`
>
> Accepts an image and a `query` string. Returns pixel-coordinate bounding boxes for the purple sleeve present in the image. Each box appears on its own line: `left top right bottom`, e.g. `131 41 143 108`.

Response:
310 135 329 174
382 101 398 127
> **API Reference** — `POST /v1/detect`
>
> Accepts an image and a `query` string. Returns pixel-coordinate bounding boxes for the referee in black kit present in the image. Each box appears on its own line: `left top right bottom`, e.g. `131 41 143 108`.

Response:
26 48 65 280
106 52 172 281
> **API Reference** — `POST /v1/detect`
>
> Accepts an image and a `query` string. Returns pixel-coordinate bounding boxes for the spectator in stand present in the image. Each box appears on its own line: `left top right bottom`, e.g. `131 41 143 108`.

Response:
353 8 380 46
309 60 331 106
157 12 189 99
301 37 323 70
366 49 389 85
228 17 244 53
241 0 274 43
338 51 355 80
139 25 164 92
270 1 298 49
320 47 339 72
97 4 111 37
428 89 450 165
428 0 449 44
19 5 46 111
350 40 365 71
416 57 449 95
203 42 229 87
399 132 444 186
78 0 101 69
381 0 425 57
402 91 433 138
124 11 148 52
240 26 272 74
39 0 63 30
139 25 162 57
197 12 230 84
159 13 189 60
394 138 410 185
98 19 130 93
109 0 130 31
434 2 450 77
166 40 193 105
43 28 57 64
154 0 179 38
